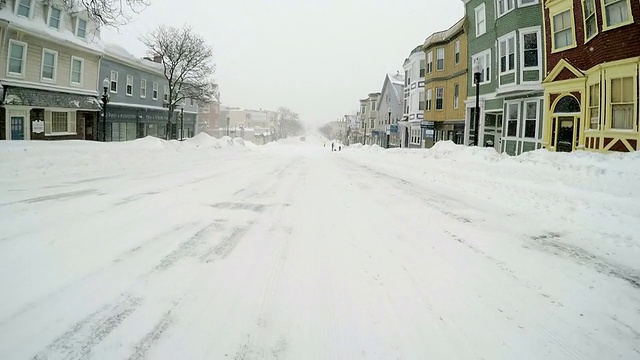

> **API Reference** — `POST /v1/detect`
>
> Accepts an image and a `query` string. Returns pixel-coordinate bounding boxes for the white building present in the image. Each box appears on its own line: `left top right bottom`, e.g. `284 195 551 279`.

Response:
399 45 426 148
375 72 404 148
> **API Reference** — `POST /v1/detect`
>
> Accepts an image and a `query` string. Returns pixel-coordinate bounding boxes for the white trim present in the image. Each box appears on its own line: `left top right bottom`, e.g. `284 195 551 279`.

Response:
152 82 159 100
0 78 98 96
14 0 34 18
498 31 517 77
46 5 63 30
454 83 460 109
475 3 487 37
503 101 521 139
519 26 543 84
496 0 515 18
6 110 30 140
471 49 492 85
7 39 28 78
522 99 541 139
46 110 77 136
40 48 58 83
70 56 84 87
435 87 444 111
110 70 118 93
126 75 134 97
436 47 445 71
140 79 147 98
517 0 539 7
75 17 88 40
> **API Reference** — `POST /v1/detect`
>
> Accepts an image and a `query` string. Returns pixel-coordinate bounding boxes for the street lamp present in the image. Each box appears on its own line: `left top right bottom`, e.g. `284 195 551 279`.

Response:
473 58 482 147
226 115 230 137
180 104 185 141
101 77 109 142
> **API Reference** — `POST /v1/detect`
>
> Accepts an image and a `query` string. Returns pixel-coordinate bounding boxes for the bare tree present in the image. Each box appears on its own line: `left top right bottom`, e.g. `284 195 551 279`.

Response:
141 25 217 140
276 107 304 139
53 0 149 27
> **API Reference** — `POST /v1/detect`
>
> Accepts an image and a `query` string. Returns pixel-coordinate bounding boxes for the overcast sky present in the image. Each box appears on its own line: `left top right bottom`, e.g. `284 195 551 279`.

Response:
102 0 464 127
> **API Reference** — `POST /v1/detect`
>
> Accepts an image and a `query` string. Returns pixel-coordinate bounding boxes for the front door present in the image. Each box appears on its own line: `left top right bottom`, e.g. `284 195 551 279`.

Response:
556 116 575 152
10 116 25 140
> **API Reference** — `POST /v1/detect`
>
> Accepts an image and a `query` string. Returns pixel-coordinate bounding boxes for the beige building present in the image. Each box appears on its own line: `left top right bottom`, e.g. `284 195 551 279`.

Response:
219 107 276 144
0 0 103 140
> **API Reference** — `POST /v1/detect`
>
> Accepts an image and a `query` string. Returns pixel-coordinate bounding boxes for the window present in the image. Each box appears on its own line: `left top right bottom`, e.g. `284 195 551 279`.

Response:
602 0 631 28
48 6 62 29
427 52 433 73
110 71 118 93
519 0 538 5
141 79 147 98
164 85 169 102
419 60 425 77
76 18 87 39
609 77 635 130
497 0 515 17
16 0 31 17
71 57 83 85
426 89 432 110
499 35 515 74
454 83 459 109
455 41 460 65
475 4 486 36
583 0 598 40
404 70 409 86
472 51 491 83
507 103 519 136
435 88 444 110
153 82 159 100
552 10 574 50
41 49 57 82
522 31 540 68
436 48 445 71
589 83 600 129
51 112 69 133
524 101 538 138
419 92 425 110
7 40 27 77
126 75 133 96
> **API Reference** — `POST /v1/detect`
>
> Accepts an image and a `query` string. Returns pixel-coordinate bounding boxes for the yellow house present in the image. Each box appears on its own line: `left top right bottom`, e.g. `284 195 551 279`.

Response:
541 0 640 152
423 17 468 144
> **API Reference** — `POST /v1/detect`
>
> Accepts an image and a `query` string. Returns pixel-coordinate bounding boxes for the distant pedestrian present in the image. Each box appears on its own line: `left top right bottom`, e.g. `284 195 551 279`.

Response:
331 142 335 151
339 145 342 151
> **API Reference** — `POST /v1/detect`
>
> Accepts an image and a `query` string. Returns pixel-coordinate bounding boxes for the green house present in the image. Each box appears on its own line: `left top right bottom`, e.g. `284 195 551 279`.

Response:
462 0 545 155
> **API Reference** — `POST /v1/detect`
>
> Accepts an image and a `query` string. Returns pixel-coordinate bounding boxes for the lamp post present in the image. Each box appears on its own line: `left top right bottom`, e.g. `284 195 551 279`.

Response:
180 105 184 141
101 77 109 142
473 58 482 146
226 115 230 137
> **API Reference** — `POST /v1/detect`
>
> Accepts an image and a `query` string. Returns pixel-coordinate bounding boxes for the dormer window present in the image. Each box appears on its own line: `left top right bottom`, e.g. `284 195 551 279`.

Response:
48 7 62 29
16 0 32 18
76 18 87 39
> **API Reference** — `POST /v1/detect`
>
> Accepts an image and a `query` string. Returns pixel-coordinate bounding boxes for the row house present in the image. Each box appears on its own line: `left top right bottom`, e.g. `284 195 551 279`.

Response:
399 45 426 148
358 93 379 145
542 0 640 152
463 0 546 155
99 44 198 141
219 107 276 144
0 0 102 140
373 72 404 148
423 17 468 146
197 100 221 137
344 114 361 145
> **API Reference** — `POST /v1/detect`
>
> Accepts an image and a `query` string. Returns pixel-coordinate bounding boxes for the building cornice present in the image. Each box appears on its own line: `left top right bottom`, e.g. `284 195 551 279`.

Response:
0 78 98 96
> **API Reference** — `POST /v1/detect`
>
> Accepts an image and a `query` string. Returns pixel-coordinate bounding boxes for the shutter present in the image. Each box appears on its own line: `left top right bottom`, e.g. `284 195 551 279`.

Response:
68 112 76 134
44 110 51 135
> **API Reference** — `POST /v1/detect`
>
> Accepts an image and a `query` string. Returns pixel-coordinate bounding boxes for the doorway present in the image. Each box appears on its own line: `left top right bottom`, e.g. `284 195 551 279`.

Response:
10 116 25 140
552 95 581 152
556 117 575 152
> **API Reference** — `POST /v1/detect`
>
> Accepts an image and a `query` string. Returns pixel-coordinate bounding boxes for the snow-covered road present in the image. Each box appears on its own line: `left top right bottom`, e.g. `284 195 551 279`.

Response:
1 136 639 359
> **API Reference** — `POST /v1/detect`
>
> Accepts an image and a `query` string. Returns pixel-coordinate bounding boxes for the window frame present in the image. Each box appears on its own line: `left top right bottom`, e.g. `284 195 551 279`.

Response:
126 75 134 97
454 40 460 65
70 56 84 86
15 0 33 18
505 102 520 138
550 8 577 53
75 17 88 39
497 0 515 17
475 3 486 37
523 100 539 138
587 81 601 130
110 70 118 93
582 0 599 42
498 32 516 76
471 49 492 85
426 89 432 111
46 110 76 135
519 27 542 83
454 83 460 109
427 51 433 74
47 5 63 30
152 82 159 100
40 48 58 83
435 87 444 111
140 79 147 98
7 39 28 78
164 84 170 103
518 0 539 7
436 48 445 71
606 74 637 131
419 59 426 78
600 0 634 31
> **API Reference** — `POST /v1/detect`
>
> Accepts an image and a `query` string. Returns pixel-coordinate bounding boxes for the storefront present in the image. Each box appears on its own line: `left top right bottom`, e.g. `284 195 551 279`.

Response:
103 106 196 141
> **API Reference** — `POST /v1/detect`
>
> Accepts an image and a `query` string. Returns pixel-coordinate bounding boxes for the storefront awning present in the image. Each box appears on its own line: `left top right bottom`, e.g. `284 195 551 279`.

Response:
3 87 101 110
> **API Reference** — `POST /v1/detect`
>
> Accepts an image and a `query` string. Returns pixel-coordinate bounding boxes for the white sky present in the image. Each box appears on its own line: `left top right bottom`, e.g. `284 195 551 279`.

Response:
102 0 464 127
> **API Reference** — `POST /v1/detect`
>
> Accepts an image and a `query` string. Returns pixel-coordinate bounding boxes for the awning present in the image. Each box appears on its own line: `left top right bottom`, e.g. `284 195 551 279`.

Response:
2 87 101 110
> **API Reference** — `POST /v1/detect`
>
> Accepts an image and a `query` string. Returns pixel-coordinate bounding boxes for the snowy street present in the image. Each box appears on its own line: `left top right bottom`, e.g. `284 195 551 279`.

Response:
1 136 639 359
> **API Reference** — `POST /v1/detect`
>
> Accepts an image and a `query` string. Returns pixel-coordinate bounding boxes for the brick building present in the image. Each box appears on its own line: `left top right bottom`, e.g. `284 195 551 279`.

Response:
542 0 640 152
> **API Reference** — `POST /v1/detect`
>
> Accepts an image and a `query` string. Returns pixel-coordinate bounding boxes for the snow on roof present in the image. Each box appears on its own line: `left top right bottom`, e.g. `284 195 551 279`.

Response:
102 41 164 74
388 72 405 86
423 17 466 49
1 6 104 54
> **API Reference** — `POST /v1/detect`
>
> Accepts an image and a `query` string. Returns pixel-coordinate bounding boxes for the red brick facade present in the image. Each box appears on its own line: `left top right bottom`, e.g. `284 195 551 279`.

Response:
544 0 640 73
